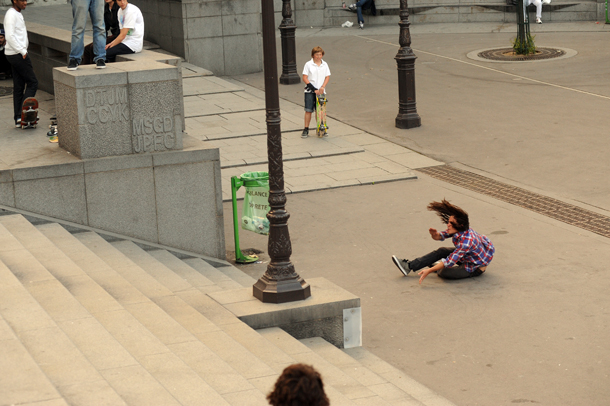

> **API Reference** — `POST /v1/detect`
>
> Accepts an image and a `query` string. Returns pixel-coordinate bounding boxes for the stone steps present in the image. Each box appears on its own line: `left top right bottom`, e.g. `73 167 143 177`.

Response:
0 213 456 405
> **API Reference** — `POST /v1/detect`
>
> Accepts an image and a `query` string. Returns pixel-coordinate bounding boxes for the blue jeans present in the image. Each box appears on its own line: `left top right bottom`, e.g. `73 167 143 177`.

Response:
355 0 373 23
70 0 106 63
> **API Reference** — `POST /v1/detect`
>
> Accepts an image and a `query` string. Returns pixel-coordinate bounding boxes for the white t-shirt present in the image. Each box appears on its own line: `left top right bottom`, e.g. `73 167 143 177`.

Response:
3 8 28 56
302 59 331 94
118 3 144 53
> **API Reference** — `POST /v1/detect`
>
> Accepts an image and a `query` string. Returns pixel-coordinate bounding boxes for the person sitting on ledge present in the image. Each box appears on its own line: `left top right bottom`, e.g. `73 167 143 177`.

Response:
105 0 143 62
267 364 330 406
347 0 376 30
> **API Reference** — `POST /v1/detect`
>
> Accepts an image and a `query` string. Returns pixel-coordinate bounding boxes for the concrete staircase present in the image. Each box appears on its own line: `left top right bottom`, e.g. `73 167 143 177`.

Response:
0 212 455 406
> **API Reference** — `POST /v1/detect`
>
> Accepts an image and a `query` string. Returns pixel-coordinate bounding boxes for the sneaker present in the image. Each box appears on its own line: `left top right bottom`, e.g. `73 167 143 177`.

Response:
96 59 106 69
301 128 309 138
536 17 542 24
391 255 412 276
348 3 357 11
359 21 364 29
67 58 79 71
15 118 21 128
322 130 328 137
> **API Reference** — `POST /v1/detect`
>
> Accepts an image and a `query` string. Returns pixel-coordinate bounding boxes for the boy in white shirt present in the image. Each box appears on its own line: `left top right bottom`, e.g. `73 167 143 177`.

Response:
105 0 144 62
302 46 330 138
3 0 38 127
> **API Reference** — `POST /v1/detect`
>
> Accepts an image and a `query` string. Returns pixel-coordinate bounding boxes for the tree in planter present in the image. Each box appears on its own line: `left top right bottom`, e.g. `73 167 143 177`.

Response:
513 0 536 55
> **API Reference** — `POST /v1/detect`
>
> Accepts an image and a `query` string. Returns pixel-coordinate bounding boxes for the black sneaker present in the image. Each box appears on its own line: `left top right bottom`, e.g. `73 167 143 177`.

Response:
96 59 106 69
67 58 79 71
301 128 309 138
391 255 411 276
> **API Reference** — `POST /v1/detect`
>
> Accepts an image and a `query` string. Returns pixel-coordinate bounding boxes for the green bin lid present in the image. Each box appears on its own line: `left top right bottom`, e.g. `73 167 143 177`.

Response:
240 171 269 181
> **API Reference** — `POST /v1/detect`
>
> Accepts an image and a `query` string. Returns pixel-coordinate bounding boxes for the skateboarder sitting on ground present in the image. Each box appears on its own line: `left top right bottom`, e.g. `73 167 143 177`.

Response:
3 0 38 128
302 46 330 138
105 0 144 62
392 199 495 284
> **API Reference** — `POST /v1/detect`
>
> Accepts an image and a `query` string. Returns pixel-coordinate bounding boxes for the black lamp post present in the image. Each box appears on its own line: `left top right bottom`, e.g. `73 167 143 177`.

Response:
253 0 311 303
279 0 300 85
395 0 421 129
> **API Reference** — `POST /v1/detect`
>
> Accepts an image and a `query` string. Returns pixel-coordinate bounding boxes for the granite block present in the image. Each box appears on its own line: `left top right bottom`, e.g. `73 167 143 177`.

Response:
222 0 261 15
222 12 261 36
52 66 127 89
85 167 158 241
129 80 183 154
154 161 224 257
122 62 179 84
13 175 88 225
186 16 222 39
186 37 225 75
184 1 222 18
222 34 262 76
152 148 219 167
11 162 84 182
83 154 153 174
0 181 15 207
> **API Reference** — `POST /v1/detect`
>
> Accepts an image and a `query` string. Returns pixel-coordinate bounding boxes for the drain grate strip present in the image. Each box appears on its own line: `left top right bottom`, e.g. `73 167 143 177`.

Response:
417 165 610 239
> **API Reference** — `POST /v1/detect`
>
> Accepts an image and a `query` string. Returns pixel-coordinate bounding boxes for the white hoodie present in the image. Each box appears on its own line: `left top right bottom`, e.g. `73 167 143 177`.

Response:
3 7 29 56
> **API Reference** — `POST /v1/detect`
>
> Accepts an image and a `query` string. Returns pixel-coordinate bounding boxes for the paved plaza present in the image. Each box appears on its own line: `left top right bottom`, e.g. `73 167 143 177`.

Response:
1 5 610 404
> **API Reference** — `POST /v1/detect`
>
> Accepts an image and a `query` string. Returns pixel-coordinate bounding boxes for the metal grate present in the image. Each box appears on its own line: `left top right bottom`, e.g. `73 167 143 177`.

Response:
417 165 610 239
478 47 565 62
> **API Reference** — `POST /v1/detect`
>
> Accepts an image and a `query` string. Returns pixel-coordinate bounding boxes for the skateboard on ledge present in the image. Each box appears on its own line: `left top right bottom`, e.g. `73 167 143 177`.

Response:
21 97 38 129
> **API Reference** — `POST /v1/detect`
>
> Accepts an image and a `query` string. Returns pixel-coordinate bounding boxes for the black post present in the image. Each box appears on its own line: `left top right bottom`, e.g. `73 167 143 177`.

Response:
253 0 311 303
279 0 300 85
395 0 421 129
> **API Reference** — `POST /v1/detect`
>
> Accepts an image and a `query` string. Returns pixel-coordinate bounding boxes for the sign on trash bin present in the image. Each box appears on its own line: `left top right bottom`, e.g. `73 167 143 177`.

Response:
242 185 270 235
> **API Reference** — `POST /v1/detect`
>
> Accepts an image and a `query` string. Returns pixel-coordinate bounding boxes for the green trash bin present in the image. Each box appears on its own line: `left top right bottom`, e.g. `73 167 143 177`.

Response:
231 171 270 264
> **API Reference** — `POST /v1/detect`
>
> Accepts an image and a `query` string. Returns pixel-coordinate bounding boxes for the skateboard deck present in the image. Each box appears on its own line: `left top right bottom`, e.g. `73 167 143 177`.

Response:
21 97 38 129
315 94 328 137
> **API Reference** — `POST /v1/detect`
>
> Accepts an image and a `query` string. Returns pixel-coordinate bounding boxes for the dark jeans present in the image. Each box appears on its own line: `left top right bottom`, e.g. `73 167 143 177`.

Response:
355 0 373 23
410 247 484 280
105 43 135 63
0 51 12 76
82 35 116 65
6 54 38 122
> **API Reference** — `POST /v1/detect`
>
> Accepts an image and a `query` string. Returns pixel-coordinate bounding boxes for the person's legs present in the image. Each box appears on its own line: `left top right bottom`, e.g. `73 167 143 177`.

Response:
105 43 135 62
9 54 37 122
437 264 473 280
408 247 455 271
89 0 106 62
356 0 372 23
70 0 90 62
303 92 315 136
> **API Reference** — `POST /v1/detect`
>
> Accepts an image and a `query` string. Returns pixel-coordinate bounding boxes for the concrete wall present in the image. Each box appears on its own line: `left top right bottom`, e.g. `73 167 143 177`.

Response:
0 149 226 259
133 0 265 76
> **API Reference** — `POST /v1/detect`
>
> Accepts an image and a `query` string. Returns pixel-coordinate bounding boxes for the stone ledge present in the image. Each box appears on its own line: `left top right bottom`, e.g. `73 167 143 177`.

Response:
208 277 361 348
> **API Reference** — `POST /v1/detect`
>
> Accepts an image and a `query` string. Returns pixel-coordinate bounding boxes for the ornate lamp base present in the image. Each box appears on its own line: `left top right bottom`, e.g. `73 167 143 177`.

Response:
253 274 311 303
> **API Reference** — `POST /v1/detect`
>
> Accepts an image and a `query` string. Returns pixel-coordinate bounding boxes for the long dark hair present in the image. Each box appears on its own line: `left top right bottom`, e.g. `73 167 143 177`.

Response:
427 199 469 232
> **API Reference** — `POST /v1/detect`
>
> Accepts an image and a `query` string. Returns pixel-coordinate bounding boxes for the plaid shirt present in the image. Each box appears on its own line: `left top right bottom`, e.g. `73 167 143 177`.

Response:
440 228 495 273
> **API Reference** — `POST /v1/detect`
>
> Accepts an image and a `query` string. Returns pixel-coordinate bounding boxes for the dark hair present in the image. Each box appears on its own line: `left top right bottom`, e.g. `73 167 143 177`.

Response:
427 199 469 232
267 364 330 406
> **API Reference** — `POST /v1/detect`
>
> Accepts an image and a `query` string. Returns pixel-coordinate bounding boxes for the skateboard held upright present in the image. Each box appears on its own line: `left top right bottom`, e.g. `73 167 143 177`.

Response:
315 94 328 137
21 97 38 129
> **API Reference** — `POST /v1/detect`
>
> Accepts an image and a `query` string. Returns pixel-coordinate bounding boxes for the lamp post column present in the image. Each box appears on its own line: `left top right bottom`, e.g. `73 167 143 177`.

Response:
253 0 311 303
279 0 300 85
395 0 421 129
